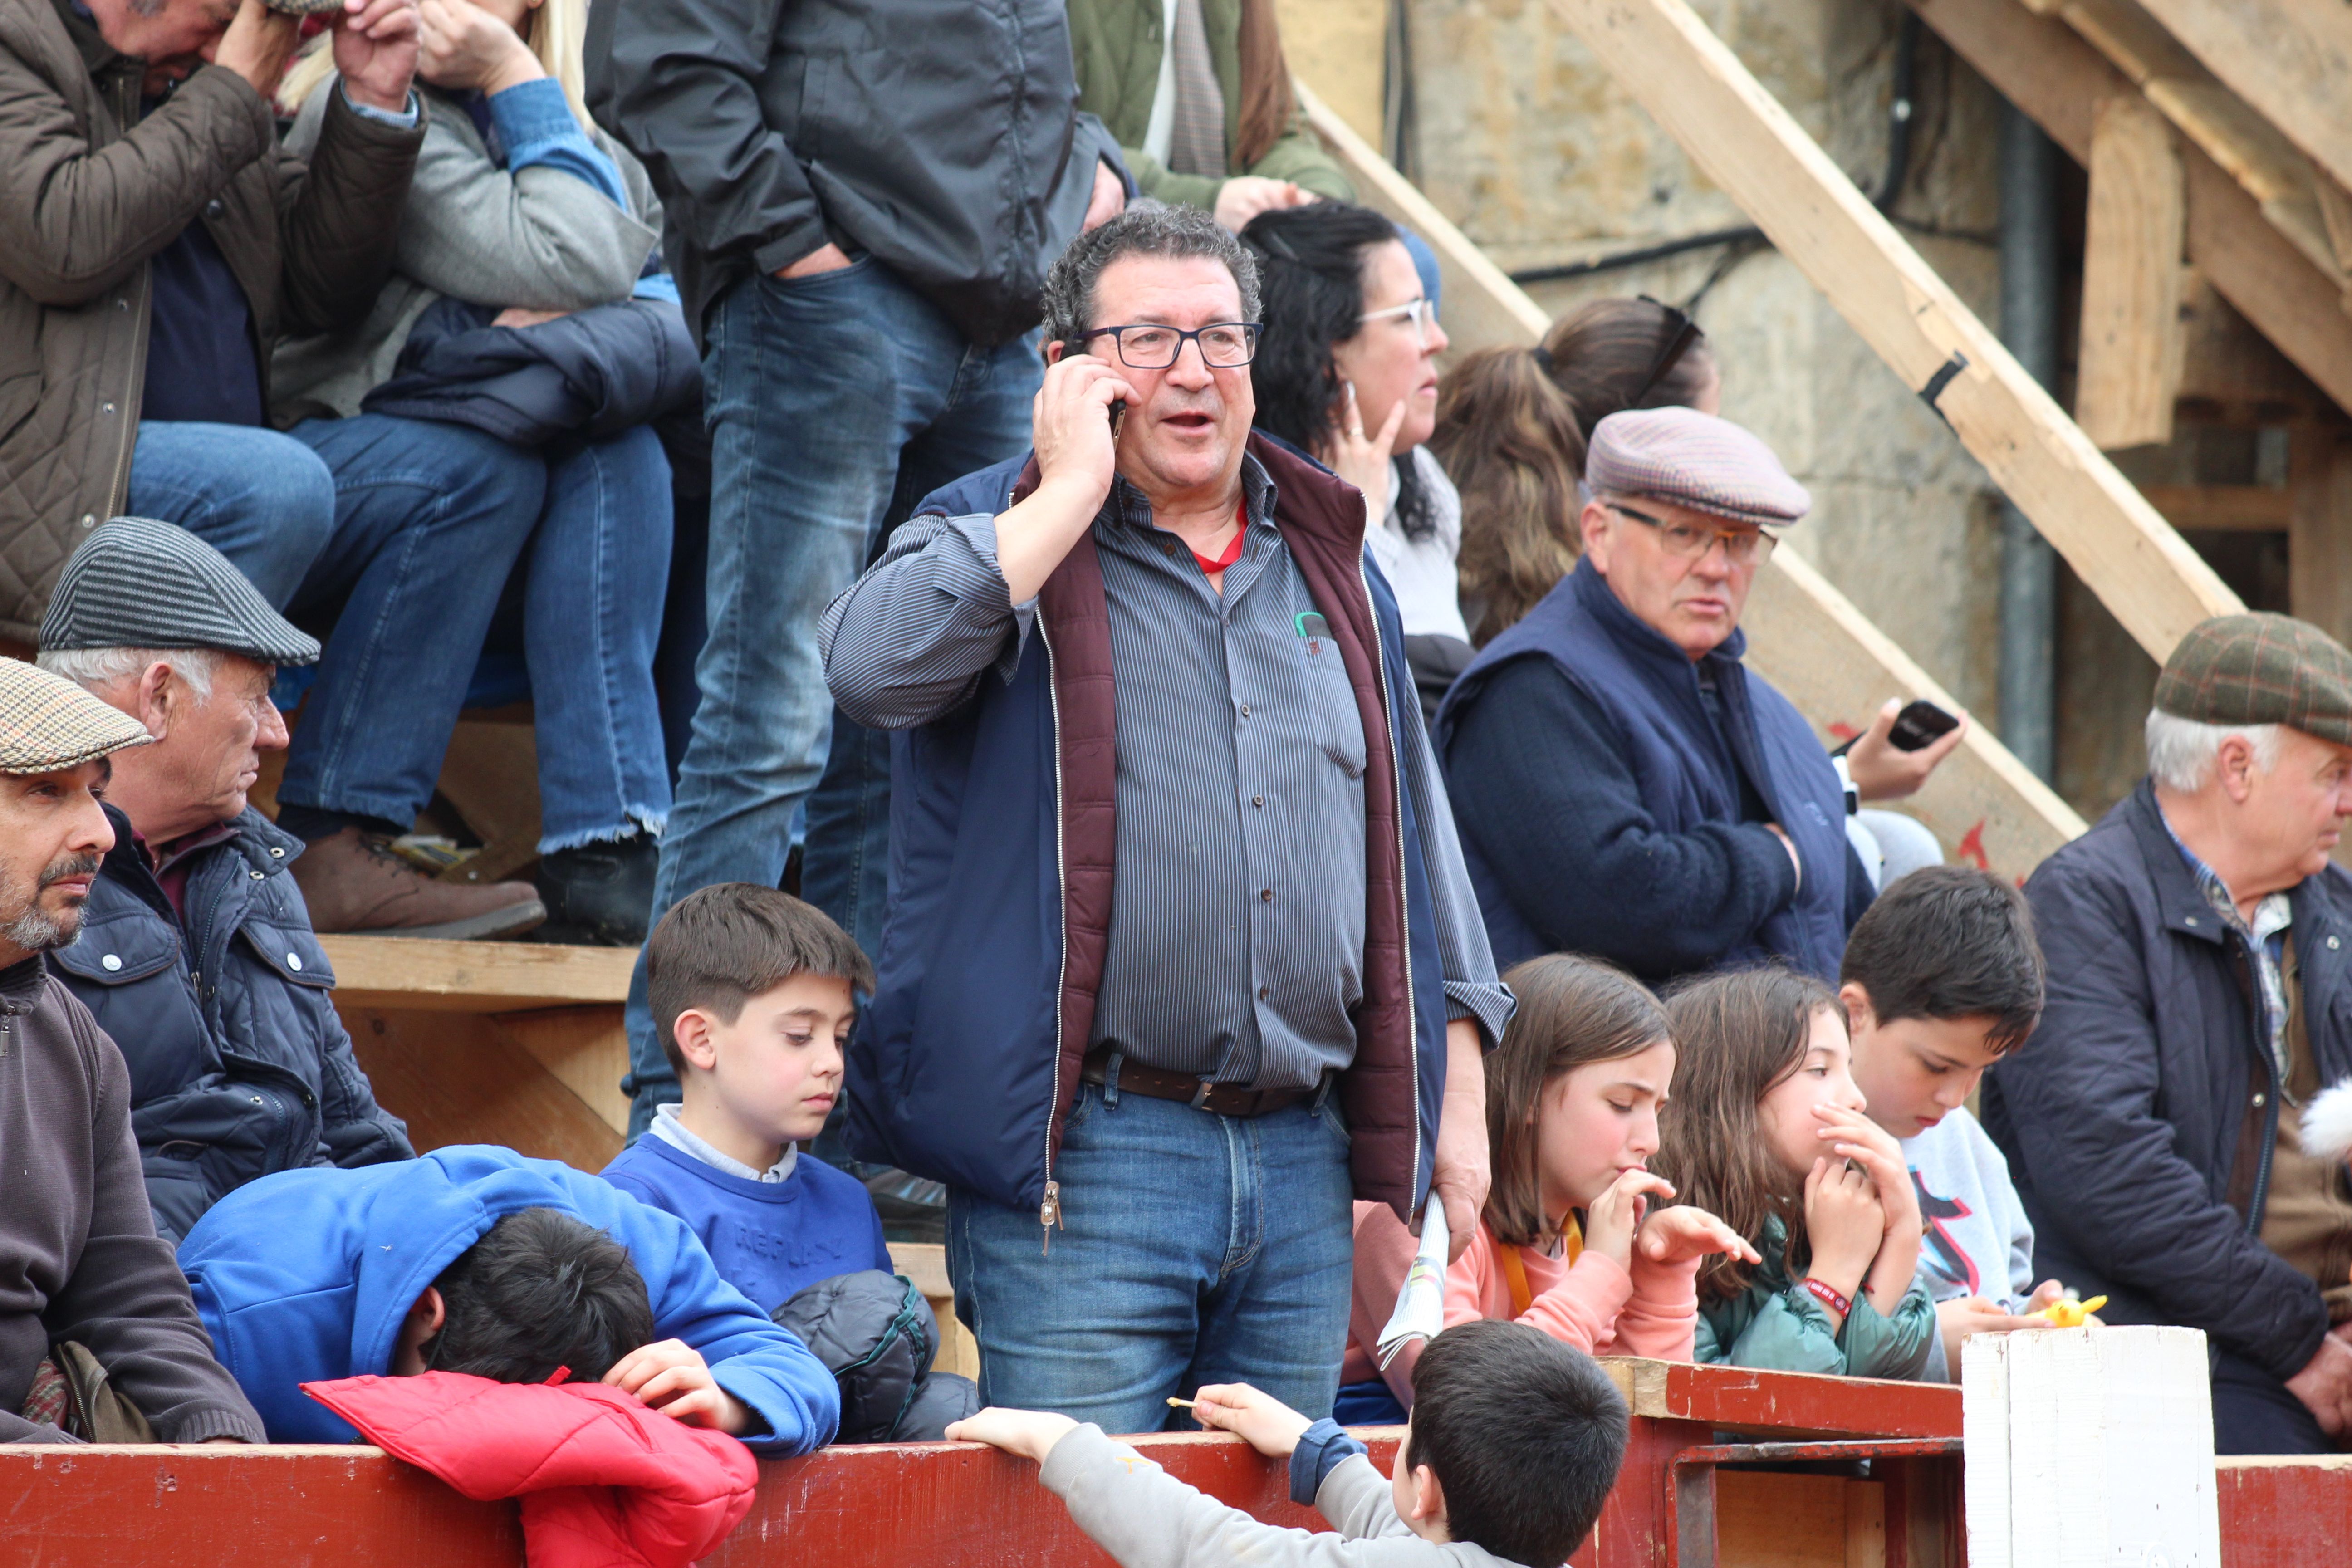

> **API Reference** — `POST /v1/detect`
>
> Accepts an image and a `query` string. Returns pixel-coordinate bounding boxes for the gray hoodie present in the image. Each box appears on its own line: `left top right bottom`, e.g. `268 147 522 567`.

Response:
1039 1423 1525 1568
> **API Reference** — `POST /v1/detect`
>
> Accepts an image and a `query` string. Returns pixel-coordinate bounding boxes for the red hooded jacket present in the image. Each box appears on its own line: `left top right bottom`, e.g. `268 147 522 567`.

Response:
304 1372 759 1568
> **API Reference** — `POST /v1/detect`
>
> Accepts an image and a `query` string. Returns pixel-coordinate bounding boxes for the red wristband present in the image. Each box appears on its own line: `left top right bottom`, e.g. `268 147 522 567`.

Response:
1802 1277 1852 1318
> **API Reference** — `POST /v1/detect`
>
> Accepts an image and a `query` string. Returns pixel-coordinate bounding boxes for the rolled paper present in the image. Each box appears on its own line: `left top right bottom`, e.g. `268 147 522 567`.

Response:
1374 1200 1450 1370
1166 1397 1196 1409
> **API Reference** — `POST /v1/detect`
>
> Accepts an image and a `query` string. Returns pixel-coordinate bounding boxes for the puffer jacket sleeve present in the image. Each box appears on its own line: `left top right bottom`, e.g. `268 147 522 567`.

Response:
1996 853 2330 1382
0 60 272 307
1838 1274 1936 1381
272 84 426 338
1696 1280 1848 1376
314 1008 413 1171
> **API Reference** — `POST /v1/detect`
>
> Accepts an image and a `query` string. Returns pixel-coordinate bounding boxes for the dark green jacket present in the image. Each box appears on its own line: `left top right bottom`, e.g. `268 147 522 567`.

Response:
1694 1215 1936 1381
1066 0 1353 211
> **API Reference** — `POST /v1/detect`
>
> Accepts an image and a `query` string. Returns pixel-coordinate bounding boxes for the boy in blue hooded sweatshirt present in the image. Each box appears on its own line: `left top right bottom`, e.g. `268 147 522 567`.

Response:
176 1143 840 1450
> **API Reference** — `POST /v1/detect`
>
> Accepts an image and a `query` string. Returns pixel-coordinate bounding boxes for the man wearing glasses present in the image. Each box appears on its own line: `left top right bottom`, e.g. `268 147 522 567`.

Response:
1436 405 1877 986
822 207 1510 1430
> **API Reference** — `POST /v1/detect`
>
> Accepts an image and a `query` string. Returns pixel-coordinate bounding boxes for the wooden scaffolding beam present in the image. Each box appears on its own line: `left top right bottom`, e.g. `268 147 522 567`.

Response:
1543 0 2240 665
1911 0 2352 419
2077 93 2188 449
1297 82 2087 881
2124 0 2352 201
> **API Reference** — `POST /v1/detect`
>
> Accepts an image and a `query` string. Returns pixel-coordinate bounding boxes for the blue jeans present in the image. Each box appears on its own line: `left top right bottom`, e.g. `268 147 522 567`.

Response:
621 259 1039 1126
126 421 338 607
466 426 675 852
274 415 546 829
946 1082 1356 1434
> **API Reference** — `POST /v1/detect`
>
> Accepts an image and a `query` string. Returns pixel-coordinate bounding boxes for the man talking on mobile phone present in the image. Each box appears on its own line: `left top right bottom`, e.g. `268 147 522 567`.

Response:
820 207 1511 1434
1433 406 1964 986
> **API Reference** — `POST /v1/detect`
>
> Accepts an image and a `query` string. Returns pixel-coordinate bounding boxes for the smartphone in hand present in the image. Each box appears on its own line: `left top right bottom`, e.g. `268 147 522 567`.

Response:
1888 699 1960 752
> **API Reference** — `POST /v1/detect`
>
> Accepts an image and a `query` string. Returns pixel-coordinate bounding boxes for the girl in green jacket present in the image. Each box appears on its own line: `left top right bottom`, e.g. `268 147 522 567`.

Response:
1654 967 1936 1381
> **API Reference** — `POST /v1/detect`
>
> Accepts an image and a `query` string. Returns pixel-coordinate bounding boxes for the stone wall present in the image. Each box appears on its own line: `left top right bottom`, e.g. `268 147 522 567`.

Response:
1390 0 2015 736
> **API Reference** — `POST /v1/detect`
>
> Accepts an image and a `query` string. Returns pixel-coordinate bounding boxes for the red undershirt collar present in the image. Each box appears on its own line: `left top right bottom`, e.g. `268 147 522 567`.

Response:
1191 503 1249 575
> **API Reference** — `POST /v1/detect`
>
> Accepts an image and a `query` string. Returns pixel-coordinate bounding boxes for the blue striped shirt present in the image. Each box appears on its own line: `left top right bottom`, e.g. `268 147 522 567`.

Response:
823 456 1510 1088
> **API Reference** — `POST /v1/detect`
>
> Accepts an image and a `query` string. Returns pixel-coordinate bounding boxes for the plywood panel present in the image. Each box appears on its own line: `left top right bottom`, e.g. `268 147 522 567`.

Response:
347 1007 624 1171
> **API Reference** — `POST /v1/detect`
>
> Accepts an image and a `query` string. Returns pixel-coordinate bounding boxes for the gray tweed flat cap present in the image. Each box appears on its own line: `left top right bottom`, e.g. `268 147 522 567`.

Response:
39 517 321 666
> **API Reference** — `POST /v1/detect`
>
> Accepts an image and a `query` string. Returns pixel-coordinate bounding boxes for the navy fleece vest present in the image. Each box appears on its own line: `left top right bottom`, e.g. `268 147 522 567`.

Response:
1434 558 1849 980
845 436 1450 1223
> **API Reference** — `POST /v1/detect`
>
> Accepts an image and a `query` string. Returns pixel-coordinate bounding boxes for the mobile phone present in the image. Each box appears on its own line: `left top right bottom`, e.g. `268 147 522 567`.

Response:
1109 398 1126 439
1887 698 1960 752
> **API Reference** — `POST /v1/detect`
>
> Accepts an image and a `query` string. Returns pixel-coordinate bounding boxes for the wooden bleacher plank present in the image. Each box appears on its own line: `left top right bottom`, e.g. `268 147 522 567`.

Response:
1601 1356 1961 1438
1544 0 2241 665
321 935 633 1012
348 1008 624 1171
1297 69 2086 879
1911 0 2352 419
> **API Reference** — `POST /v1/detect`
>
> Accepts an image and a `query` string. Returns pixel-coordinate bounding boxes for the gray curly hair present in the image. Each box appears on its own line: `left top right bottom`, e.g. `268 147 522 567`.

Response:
1038 204 1263 351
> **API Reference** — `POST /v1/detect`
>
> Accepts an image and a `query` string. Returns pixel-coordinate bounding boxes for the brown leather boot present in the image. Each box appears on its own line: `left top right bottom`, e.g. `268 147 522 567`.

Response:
291 827 546 940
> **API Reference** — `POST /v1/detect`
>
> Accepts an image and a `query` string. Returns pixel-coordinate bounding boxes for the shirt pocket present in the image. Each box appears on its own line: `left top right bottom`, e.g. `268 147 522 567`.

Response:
1301 636 1369 781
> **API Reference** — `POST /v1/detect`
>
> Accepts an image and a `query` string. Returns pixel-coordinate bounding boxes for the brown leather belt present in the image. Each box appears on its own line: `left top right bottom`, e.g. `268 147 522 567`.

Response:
1079 1048 1316 1119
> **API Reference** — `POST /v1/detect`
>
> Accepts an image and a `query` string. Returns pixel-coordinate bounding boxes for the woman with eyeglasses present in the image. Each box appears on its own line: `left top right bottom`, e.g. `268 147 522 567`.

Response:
1240 203 1470 722
1431 297 1721 647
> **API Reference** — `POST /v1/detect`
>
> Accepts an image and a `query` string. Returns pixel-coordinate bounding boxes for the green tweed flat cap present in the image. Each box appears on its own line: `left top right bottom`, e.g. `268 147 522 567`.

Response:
2155 612 2352 745
0 659 151 774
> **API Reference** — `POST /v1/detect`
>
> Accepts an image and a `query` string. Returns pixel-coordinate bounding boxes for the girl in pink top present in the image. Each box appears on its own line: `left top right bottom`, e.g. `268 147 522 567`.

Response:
1443 956 1755 1360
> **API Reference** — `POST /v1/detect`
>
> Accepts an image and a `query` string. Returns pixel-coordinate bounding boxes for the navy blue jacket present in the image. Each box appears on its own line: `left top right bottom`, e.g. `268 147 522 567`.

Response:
50 805 411 1244
844 436 1452 1226
1983 781 2352 1383
1433 558 1854 981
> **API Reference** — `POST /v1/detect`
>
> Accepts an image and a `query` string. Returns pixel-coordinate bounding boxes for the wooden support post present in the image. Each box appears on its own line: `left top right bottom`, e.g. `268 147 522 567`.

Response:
1545 0 2240 664
1298 80 2087 880
2131 0 2352 198
2078 95 2188 449
1963 1326 2220 1566
2291 423 2352 648
1909 0 2352 421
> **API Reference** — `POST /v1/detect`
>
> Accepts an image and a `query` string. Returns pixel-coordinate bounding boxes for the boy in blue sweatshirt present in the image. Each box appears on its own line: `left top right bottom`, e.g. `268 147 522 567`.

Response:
599 884 891 1313
1841 866 2091 1381
176 1143 839 1450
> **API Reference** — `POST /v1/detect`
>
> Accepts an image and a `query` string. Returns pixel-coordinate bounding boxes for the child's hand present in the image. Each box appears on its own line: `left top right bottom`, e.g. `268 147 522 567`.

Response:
1936 1295 2049 1374
1816 1105 1921 1242
2023 1279 2066 1315
945 1407 1081 1464
602 1339 754 1435
1190 1383 1314 1457
1636 1203 1762 1267
1802 1155 1884 1297
1583 1168 1676 1268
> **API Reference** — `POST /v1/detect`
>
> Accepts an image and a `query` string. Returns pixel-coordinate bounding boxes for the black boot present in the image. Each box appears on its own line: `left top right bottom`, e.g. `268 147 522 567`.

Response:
535 835 659 946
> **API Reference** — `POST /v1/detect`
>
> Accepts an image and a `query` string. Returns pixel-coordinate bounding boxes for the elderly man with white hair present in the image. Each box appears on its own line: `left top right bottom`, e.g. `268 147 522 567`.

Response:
35 519 412 1245
1985 612 2352 1455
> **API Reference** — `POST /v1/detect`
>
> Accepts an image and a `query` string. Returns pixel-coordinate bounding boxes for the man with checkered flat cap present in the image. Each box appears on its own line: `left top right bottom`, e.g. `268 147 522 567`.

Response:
34 518 413 1245
1434 406 1956 985
0 657 265 1444
1987 612 2352 1455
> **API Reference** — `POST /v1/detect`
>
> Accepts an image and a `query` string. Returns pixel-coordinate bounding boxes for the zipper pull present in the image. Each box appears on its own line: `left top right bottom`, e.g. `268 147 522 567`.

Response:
1039 1180 1063 1254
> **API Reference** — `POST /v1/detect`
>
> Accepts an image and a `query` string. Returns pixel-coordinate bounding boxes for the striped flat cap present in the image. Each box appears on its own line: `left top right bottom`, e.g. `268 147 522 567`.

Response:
0 659 152 774
1586 406 1811 529
39 518 320 666
2156 612 2352 746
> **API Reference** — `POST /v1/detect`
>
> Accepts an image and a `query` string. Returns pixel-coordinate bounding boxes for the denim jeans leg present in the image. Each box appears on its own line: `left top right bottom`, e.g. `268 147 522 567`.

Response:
125 420 338 608
1181 1098 1356 1422
948 1087 1225 1433
799 328 1043 960
274 415 547 827
623 261 960 1127
527 427 675 852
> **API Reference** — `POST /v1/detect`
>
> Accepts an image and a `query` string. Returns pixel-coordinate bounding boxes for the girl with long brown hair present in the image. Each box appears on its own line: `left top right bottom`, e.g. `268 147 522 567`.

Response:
1442 955 1753 1354
1431 298 1721 644
1655 967 1936 1378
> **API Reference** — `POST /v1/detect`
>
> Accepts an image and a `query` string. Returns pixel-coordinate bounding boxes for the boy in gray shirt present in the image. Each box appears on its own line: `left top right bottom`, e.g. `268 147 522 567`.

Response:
1841 867 2092 1380
945 1319 1627 1568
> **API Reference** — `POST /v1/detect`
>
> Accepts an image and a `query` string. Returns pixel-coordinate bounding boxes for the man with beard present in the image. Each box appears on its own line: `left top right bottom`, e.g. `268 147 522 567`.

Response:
0 657 264 1444
37 519 412 1242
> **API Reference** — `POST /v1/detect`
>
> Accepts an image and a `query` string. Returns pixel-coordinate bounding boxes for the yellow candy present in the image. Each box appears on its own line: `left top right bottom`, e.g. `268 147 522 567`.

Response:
2039 1294 2108 1327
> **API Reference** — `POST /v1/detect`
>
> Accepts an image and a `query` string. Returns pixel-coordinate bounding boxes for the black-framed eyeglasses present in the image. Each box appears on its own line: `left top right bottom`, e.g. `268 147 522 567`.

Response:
1608 501 1777 566
1073 322 1263 369
1631 295 1705 404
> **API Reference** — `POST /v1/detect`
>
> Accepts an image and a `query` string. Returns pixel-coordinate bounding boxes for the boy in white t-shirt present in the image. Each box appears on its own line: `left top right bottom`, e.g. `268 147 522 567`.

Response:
1842 866 2095 1380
